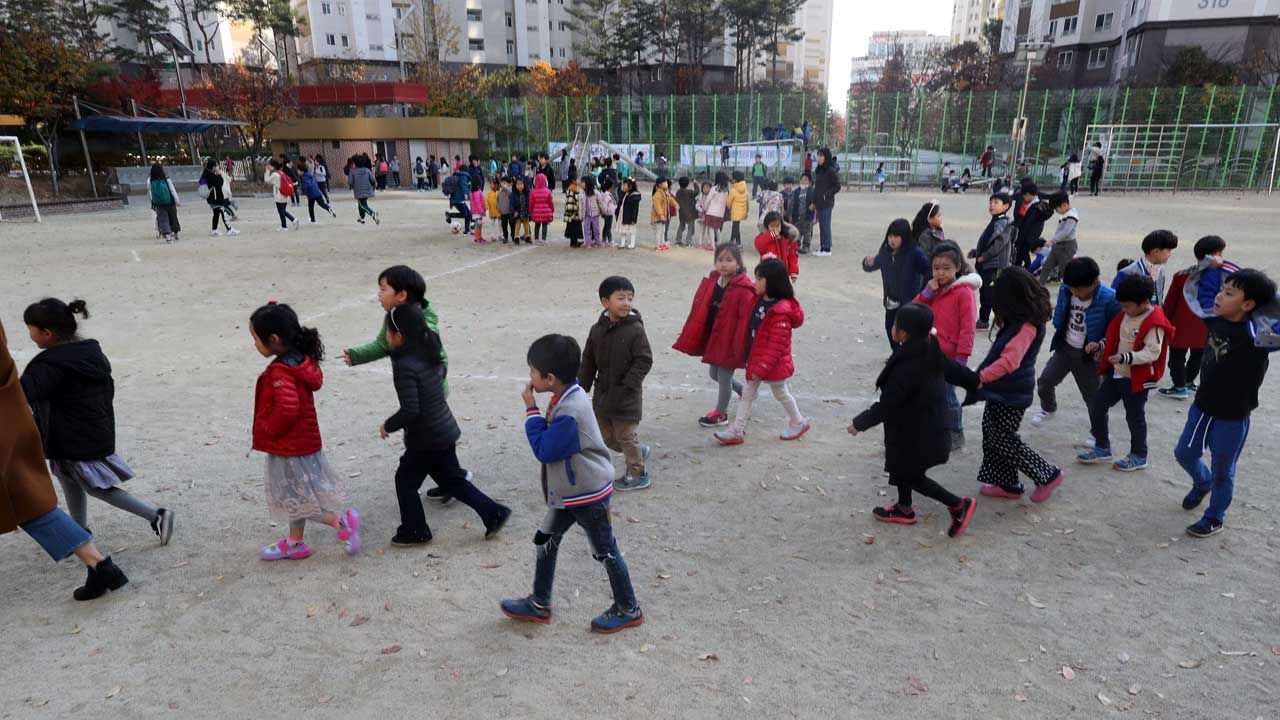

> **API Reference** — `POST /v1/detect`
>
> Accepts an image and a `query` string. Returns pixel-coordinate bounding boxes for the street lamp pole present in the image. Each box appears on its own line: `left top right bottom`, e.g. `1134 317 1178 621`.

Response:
1013 41 1047 176
394 4 418 118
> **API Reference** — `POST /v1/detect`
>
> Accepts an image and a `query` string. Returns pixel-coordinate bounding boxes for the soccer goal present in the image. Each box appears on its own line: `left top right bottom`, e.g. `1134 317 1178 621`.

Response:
0 136 41 222
1084 123 1280 193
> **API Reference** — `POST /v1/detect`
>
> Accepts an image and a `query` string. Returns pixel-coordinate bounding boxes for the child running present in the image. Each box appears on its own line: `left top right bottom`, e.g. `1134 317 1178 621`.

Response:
381 303 510 545
349 156 380 225
1077 274 1173 472
579 276 654 491
299 159 336 223
529 173 554 245
863 218 931 349
266 158 298 231
849 303 978 537
1159 236 1238 400
674 243 755 427
249 302 360 560
20 299 174 544
616 178 641 250
911 242 980 449
714 259 812 445
501 334 644 633
1037 191 1078 286
200 157 239 237
754 211 799 283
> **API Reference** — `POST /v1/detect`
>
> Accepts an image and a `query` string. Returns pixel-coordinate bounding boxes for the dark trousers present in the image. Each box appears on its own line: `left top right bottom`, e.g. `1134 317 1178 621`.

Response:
318 181 329 202
211 206 230 231
884 308 899 350
500 214 512 241
394 445 502 539
1037 346 1099 413
1089 170 1102 195
534 221 548 241
893 472 961 509
448 202 472 232
751 176 764 198
376 173 387 190
1168 347 1204 389
603 215 614 243
730 220 742 245
1088 375 1149 458
307 196 332 222
977 268 998 323
275 202 294 228
357 197 377 220
532 501 637 611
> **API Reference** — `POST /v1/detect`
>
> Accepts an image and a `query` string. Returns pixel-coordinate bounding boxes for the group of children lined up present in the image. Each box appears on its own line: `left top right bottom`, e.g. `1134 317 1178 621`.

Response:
855 187 1278 540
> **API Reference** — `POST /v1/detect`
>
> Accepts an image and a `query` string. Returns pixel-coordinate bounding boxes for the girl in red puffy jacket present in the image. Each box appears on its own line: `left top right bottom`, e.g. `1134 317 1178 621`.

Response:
250 302 360 561
529 173 555 245
673 243 756 427
714 259 812 445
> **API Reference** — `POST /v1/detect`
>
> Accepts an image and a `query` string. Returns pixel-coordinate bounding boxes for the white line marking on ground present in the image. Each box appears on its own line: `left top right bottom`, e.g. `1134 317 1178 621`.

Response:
303 245 539 322
131 250 142 262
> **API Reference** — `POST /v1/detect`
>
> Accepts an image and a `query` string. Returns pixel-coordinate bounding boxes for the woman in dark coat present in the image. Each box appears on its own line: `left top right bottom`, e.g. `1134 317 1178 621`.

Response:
0 319 128 600
810 147 841 255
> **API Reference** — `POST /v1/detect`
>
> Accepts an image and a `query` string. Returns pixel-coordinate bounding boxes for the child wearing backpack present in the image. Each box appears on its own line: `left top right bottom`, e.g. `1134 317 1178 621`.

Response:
148 163 182 242
266 159 297 231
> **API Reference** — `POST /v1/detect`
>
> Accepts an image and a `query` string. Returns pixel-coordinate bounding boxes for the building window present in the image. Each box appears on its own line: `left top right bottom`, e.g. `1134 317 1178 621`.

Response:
370 43 383 51
1087 47 1108 69
1095 12 1113 31
467 9 482 21
1048 19 1057 37
506 40 514 54
469 38 485 51
195 38 203 51
559 47 565 57
340 34 349 48
506 12 513 27
1056 50 1073 68
1061 16 1078 35
559 21 568 31
337 3 345 15
321 2 330 14
325 33 335 46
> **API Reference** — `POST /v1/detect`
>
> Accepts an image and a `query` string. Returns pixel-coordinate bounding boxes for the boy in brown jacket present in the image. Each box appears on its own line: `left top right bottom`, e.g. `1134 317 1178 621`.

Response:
580 276 654 491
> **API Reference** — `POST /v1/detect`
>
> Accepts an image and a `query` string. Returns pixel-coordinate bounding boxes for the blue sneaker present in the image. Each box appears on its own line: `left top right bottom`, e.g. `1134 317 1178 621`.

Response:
1186 518 1224 538
616 470 652 492
590 604 645 634
500 596 552 624
1158 386 1191 400
1112 454 1149 472
1182 488 1209 510
1076 446 1114 464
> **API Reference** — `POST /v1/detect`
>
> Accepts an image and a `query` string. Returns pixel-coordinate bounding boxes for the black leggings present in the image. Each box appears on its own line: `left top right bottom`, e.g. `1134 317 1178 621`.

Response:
307 196 332 222
978 268 998 323
394 445 502 539
1168 347 1204 389
275 202 295 228
893 472 961 509
730 220 742 244
534 221 548 241
211 207 230 231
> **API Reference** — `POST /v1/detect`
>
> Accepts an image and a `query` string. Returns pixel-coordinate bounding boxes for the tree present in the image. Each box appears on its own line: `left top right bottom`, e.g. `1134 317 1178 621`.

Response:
190 0 227 68
614 0 658 91
529 61 601 97
400 0 460 66
1164 46 1238 87
669 1 722 92
60 0 114 61
568 0 622 77
102 0 172 62
724 0 768 92
202 64 295 176
761 0 804 83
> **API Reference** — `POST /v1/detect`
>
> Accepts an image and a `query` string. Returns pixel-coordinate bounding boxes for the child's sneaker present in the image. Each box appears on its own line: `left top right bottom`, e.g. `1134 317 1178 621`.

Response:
226 228 240 236
1158 386 1191 400
616 470 651 492
336 509 361 555
590 604 645 634
151 507 175 546
780 418 812 440
259 538 312 561
872 504 917 524
1030 470 1065 503
500 595 552 624
699 410 729 427
210 229 223 237
714 428 745 445
980 483 1024 499
484 505 512 539
1182 488 1208 510
1076 446 1114 464
372 212 381 225
1112 454 1148 472
1186 518 1224 538
947 497 977 537
390 531 432 547
1030 409 1053 426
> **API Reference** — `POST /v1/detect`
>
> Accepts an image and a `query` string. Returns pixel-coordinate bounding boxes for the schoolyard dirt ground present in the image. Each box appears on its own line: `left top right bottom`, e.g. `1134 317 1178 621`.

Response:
2 187 1278 719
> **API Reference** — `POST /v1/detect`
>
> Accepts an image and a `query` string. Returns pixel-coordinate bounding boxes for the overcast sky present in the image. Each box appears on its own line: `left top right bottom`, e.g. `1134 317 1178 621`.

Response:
827 0 954 108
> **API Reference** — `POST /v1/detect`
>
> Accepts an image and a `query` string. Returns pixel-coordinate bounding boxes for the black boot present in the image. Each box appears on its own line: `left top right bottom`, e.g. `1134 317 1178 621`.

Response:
73 556 129 601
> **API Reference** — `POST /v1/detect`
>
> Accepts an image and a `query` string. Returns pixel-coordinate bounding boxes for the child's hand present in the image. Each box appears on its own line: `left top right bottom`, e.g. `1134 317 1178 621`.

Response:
342 349 353 366
1108 354 1123 365
927 278 940 292
847 422 859 436
379 424 389 440
1085 342 1101 354
863 255 875 265
522 382 536 408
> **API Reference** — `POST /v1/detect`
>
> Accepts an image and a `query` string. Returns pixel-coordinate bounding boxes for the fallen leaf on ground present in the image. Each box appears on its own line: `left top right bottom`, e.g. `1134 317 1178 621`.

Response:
906 676 928 694
317 695 333 704
306 605 319 618
1117 652 1130 663
1178 659 1202 669
170 560 190 569
698 653 719 662
1218 650 1254 656
380 645 402 655
657 573 672 579
480 563 501 569
106 687 121 699
350 615 370 627
495 667 508 677
1221 592 1236 599
1128 684 1141 696
348 472 361 478
1026 594 1047 609
1061 666 1075 680
639 644 654 653
69 625 81 635
384 600 393 612
1014 693 1027 702
626 516 640 523
863 535 875 545
1097 692 1113 707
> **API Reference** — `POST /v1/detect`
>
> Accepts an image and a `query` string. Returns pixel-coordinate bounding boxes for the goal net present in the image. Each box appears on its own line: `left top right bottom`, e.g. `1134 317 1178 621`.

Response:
1084 123 1280 193
0 136 41 221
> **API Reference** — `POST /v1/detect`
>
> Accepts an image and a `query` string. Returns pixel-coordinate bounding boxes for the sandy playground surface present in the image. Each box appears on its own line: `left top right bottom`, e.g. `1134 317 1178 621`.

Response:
2 187 1279 719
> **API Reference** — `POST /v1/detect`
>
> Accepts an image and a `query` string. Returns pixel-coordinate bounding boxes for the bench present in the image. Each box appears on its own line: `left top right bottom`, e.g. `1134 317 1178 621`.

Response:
108 165 205 196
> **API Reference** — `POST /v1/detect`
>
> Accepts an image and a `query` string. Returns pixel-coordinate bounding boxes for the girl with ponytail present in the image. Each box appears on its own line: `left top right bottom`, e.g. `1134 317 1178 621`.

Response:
248 302 360 561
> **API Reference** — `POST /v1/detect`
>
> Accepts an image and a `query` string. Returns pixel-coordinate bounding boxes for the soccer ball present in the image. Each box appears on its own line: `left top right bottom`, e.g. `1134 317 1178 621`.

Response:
450 221 462 234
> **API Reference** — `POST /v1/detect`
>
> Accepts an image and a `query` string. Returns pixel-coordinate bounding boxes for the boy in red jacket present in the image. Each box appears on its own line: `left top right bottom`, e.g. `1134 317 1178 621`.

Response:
1158 235 1237 400
1077 275 1175 472
753 212 799 282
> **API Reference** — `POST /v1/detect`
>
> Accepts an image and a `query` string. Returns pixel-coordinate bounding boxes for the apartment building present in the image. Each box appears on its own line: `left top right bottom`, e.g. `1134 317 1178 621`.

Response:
952 0 1008 47
1006 0 1280 85
851 30 950 85
759 0 834 88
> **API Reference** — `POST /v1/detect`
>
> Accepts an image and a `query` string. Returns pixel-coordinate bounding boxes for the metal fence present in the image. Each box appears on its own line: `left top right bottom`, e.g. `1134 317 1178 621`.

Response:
477 86 1280 191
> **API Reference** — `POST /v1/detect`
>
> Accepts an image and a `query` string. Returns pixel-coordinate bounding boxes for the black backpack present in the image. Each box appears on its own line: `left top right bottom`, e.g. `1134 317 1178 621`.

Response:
441 174 458 196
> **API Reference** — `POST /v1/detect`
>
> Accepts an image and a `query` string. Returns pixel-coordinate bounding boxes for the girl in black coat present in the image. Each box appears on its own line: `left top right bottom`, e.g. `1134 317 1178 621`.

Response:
849 304 977 538
380 303 510 545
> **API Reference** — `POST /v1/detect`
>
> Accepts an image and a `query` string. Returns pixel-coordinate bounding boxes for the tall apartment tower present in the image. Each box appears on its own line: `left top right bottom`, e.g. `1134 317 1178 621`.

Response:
951 0 1007 46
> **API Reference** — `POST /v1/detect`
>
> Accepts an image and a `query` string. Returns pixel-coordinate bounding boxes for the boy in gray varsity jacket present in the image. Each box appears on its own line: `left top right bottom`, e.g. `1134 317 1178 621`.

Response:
501 334 644 634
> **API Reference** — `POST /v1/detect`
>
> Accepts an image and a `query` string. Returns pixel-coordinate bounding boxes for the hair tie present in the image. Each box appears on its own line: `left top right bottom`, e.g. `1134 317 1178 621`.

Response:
267 299 278 305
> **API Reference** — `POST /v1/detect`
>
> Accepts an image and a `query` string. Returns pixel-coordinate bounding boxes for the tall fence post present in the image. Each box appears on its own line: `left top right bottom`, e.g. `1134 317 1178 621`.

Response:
543 96 550 155
961 89 973 159
1247 85 1276 189
1190 85 1217 189
734 93 740 145
1034 89 1049 174
820 94 828 147
937 91 949 179
1062 88 1076 155
985 90 998 160
1221 87 1248 187
605 95 612 142
668 93 674 166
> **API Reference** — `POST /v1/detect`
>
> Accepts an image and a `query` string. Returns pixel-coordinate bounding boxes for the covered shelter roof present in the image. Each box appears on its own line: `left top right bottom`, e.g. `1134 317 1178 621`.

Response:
68 115 245 134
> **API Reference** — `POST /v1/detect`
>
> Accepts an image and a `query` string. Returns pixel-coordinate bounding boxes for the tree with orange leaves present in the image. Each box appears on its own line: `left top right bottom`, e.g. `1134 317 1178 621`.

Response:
529 62 601 98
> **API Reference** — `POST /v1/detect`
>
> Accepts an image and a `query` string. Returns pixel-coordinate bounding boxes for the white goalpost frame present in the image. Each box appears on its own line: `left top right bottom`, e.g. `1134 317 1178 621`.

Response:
0 135 41 222
1083 123 1280 195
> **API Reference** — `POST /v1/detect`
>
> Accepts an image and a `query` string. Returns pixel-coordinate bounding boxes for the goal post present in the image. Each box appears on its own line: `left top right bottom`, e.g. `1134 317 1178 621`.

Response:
1083 123 1280 194
0 136 41 222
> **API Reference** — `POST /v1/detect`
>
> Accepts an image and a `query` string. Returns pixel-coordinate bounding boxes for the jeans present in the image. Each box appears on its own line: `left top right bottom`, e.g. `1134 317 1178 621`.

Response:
598 416 644 476
1088 375 1149 458
944 364 965 433
275 202 294 228
893 472 961 509
20 507 92 561
730 220 742 245
1175 404 1250 522
1168 347 1204 389
795 221 812 251
448 202 471 232
394 445 502 538
603 215 614 243
1037 346 1099 413
816 206 833 252
752 177 764 198
532 502 637 611
710 365 744 415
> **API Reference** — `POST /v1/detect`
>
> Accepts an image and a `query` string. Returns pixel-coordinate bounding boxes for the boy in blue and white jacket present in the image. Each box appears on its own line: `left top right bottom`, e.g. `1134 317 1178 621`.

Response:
1113 229 1178 304
1032 257 1120 427
500 334 644 634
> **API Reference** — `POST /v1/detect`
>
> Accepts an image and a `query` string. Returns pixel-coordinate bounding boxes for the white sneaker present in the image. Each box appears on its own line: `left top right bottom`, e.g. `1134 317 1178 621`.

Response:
276 227 290 232
1031 409 1053 426
226 228 240 236
210 229 223 237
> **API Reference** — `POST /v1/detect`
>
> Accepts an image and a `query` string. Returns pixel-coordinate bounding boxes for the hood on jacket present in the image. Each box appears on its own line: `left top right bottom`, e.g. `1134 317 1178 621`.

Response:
877 335 943 390
275 352 323 392
534 173 549 190
31 339 111 382
767 297 804 329
732 179 747 190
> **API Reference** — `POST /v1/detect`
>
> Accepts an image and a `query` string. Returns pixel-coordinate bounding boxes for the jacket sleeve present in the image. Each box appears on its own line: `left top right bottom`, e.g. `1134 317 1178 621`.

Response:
1162 273 1187 323
18 362 59 406
852 402 884 432
623 328 654 390
578 330 598 394
861 253 881 272
854 369 912 432
978 324 1038 384
954 290 977 360
749 315 792 379
524 411 581 463
945 357 981 392
982 220 1012 264
912 247 931 277
383 364 420 433
1052 284 1069 330
346 323 390 365
256 371 301 440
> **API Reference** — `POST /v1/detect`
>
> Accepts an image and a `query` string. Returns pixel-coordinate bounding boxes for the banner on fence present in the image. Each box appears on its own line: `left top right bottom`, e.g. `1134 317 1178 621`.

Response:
679 144 797 168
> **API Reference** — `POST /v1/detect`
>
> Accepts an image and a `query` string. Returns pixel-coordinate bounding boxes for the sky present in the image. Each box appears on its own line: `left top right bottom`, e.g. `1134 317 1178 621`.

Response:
827 0 955 109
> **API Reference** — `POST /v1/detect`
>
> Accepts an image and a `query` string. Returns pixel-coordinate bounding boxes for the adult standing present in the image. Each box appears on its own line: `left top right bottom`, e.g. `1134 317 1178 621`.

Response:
148 162 181 243
538 153 556 191
375 154 389 191
810 147 840 257
1086 141 1105 196
720 136 731 167
427 155 439 190
1 319 129 600
558 149 571 192
389 157 401 188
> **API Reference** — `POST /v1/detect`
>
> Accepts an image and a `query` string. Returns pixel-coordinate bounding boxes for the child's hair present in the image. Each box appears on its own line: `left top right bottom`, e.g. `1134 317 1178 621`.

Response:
1224 269 1277 306
149 163 167 181
23 298 89 341
268 158 282 170
1115 274 1156 304
714 172 729 191
732 170 745 182
515 177 526 191
754 258 795 300
1020 181 1039 197
652 178 669 194
386 302 442 366
882 218 913 253
204 157 216 171
989 191 1013 208
1117 258 1135 271
1192 235 1226 260
1062 256 1101 287
991 266 1052 327
714 242 745 272
700 180 711 191
599 275 635 299
910 201 941 237
1141 229 1179 253
378 265 426 303
623 178 637 193
249 302 324 362
583 175 596 196
491 178 501 189
527 333 580 384
599 177 613 192
893 303 934 340
799 172 810 183
929 241 971 275
1048 190 1070 208
678 176 690 188
783 176 795 185
762 211 783 228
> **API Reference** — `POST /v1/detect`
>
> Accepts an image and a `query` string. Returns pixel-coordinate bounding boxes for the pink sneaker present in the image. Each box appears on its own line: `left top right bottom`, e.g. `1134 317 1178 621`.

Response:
260 538 312 561
337 509 361 555
1030 471 1064 503
979 484 1024 499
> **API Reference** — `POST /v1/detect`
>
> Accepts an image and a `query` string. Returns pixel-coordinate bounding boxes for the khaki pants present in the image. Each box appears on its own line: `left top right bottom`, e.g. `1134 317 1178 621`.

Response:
598 416 644 477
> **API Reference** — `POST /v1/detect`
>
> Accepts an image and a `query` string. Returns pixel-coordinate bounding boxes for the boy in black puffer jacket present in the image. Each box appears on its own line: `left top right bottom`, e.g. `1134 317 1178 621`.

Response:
381 303 510 546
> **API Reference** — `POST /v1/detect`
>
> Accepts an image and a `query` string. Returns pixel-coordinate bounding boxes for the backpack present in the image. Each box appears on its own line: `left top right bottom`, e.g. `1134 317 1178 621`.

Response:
150 178 171 205
441 174 458 196
278 172 295 197
379 161 389 174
